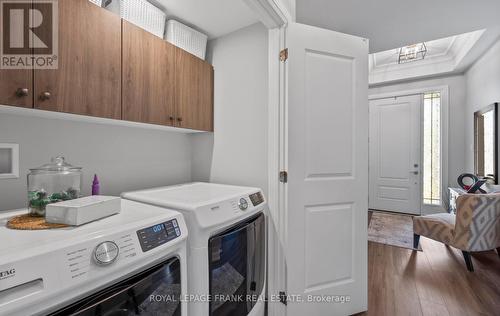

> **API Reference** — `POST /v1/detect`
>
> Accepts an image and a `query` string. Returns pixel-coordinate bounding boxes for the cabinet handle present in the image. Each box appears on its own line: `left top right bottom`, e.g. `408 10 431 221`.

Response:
177 117 183 122
16 88 29 97
169 116 174 121
40 91 51 101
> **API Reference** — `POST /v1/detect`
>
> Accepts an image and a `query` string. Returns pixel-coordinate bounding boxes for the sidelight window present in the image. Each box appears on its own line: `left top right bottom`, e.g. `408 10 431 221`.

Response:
423 92 441 205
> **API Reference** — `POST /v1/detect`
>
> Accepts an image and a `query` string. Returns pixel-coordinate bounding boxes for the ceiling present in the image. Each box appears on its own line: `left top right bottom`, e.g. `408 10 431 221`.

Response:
372 37 456 68
296 0 500 53
151 0 258 39
369 30 486 85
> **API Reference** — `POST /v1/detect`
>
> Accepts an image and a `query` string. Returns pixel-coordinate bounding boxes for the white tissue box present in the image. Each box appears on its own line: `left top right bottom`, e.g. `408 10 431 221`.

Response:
46 196 121 226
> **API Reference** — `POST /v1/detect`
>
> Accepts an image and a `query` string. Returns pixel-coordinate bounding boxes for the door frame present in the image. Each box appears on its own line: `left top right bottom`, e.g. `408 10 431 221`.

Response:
240 1 289 316
369 85 450 214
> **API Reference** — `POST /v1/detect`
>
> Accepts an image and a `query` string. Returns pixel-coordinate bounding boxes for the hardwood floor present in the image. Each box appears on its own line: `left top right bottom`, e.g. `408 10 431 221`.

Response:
358 238 500 316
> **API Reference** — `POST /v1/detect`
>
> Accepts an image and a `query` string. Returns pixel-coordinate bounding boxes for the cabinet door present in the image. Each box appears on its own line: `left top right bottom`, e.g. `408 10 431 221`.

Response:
0 0 33 108
34 0 121 119
175 48 214 131
122 21 175 126
0 69 33 108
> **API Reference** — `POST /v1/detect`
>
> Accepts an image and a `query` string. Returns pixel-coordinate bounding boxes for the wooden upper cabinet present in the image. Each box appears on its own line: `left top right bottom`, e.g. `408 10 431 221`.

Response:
0 0 215 131
0 69 33 108
122 21 175 126
34 0 121 119
175 48 214 132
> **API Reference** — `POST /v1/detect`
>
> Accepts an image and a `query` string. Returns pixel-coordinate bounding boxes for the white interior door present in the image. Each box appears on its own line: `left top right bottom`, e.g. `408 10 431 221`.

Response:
369 95 422 215
285 22 368 316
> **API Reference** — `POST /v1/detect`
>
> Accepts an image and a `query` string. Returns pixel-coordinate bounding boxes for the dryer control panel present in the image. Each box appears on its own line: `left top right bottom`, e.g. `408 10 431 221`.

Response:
249 192 265 206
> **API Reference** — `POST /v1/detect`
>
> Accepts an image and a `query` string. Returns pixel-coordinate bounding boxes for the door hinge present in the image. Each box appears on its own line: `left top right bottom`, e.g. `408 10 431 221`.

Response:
279 291 287 305
280 48 288 62
279 171 288 183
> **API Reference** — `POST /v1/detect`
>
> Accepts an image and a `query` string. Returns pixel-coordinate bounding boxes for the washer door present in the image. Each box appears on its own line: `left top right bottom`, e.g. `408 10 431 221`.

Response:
208 213 265 316
50 258 181 316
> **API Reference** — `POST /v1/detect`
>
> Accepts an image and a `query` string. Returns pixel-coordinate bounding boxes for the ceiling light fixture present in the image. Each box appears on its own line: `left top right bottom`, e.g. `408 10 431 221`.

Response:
398 42 427 64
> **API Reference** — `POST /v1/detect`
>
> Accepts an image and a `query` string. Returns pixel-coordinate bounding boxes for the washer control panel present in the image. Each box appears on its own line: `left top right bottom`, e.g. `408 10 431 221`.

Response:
136 219 180 252
93 241 119 265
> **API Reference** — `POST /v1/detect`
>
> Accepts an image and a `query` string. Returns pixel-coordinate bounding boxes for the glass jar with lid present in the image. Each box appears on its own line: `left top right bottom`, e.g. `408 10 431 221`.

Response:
27 156 82 216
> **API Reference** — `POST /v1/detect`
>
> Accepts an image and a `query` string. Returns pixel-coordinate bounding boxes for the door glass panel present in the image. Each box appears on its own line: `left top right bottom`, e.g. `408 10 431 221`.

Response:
423 92 441 205
51 258 181 316
208 213 265 316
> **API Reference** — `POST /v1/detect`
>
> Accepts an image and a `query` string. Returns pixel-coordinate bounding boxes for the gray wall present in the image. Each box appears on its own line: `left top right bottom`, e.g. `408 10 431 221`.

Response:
0 113 192 211
369 75 467 190
464 38 500 174
191 23 269 195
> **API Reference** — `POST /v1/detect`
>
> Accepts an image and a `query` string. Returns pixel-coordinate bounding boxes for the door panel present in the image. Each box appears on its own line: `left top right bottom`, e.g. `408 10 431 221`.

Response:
286 22 368 316
175 48 213 131
122 21 175 126
369 95 421 214
34 0 121 119
304 51 354 178
304 203 353 288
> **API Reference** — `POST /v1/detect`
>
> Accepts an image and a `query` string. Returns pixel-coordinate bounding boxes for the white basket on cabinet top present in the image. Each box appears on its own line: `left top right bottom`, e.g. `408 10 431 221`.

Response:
165 20 208 60
106 0 166 38
88 0 102 6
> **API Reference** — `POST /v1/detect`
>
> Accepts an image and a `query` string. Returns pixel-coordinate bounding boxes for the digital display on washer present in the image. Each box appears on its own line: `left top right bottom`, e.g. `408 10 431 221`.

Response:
137 219 180 252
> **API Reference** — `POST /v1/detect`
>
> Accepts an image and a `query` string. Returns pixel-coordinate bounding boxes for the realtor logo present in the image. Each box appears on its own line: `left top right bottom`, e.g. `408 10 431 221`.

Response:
0 0 58 69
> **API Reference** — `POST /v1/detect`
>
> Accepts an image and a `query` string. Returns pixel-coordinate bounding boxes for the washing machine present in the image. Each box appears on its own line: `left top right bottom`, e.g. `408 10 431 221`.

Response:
0 199 188 316
122 182 267 316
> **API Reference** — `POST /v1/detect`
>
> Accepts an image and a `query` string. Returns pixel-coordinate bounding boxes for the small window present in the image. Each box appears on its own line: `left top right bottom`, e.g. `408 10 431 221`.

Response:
423 93 441 205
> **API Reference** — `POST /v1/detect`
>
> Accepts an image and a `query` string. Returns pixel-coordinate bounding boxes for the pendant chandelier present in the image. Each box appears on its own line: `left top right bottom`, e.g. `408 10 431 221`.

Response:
398 42 427 64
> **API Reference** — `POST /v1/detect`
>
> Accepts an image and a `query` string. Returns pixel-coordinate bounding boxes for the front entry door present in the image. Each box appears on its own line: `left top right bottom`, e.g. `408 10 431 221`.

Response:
369 95 422 215
285 22 368 316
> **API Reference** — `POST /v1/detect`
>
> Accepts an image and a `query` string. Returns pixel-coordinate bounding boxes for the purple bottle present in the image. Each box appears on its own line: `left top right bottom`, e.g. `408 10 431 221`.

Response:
92 174 100 195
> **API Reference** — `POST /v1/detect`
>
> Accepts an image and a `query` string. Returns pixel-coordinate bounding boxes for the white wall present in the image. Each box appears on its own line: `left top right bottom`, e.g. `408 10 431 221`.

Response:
464 38 500 173
369 75 467 191
0 113 192 211
191 23 269 195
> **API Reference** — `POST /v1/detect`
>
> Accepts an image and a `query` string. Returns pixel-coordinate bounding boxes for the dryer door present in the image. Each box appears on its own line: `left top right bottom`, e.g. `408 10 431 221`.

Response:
208 213 265 316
